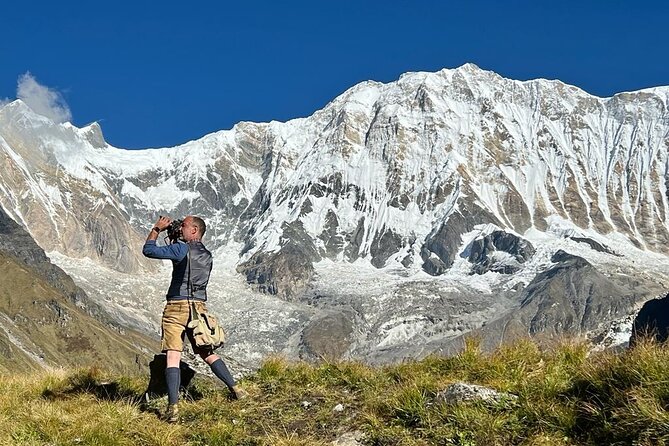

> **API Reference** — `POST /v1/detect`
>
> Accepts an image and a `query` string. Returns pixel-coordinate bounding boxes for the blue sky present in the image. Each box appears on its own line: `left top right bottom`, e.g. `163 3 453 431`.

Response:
1 1 667 149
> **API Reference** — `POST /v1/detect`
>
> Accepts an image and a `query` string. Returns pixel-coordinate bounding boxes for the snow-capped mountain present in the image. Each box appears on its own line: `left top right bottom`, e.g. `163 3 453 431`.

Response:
1 64 668 367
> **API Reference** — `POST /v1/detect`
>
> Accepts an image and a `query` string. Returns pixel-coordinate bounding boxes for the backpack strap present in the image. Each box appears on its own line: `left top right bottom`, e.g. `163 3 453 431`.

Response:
186 243 200 322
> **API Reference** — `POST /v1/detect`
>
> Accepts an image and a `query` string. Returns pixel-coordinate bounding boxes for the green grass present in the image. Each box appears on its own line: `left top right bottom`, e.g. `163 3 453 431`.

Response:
1 338 669 445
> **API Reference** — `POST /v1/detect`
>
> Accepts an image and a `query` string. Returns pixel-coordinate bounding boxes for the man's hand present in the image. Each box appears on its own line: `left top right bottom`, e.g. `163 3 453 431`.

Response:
154 215 172 232
146 216 172 242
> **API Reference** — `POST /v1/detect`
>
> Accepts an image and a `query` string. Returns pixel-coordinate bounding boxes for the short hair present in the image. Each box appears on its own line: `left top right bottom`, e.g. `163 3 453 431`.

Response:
192 216 206 237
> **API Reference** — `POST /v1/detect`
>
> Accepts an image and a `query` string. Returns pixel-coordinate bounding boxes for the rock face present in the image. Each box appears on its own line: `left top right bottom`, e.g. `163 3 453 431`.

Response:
238 222 320 299
1 65 669 367
517 251 641 337
0 102 153 275
465 230 535 275
629 293 669 346
421 201 502 275
569 236 619 256
453 250 655 354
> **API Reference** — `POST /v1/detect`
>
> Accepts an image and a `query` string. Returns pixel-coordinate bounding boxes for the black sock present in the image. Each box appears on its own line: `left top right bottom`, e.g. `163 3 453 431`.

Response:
210 358 236 388
165 367 181 405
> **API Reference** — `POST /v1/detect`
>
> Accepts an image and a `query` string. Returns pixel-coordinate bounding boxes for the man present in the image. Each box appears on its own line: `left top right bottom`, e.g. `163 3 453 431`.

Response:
143 215 247 423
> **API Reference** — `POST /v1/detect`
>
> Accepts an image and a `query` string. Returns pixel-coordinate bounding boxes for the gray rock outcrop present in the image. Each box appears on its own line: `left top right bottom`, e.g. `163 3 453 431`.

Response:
465 230 535 275
518 250 641 337
435 382 517 405
630 293 669 346
331 431 365 446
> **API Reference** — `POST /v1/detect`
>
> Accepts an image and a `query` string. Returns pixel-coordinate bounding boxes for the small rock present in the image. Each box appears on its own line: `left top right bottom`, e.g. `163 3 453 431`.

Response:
333 403 344 412
301 400 312 409
435 382 517 405
331 430 364 445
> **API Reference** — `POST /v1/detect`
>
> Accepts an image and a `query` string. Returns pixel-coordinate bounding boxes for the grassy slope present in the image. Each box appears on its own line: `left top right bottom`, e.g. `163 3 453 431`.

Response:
0 255 159 374
1 338 668 446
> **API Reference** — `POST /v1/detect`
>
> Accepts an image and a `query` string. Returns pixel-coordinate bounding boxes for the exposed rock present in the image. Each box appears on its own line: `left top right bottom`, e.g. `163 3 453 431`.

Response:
370 227 404 268
343 217 366 262
435 382 517 405
318 210 345 259
465 230 535 275
82 122 106 148
331 431 364 446
465 250 649 352
238 245 314 299
569 236 619 256
238 221 320 299
629 293 669 346
517 250 642 337
421 201 501 275
428 249 657 357
301 312 354 360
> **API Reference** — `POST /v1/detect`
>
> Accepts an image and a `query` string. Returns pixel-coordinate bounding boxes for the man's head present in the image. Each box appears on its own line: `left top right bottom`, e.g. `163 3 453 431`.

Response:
181 216 206 242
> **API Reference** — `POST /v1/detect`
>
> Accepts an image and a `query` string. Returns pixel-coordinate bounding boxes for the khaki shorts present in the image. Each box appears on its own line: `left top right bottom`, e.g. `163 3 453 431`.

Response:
161 300 212 355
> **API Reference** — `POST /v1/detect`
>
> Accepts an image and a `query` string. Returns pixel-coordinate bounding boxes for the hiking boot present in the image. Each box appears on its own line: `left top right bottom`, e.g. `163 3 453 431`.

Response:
231 385 249 400
163 403 179 423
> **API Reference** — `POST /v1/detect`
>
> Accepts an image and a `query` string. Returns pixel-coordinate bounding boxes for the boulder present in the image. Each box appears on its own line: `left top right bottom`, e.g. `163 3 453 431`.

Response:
629 293 669 347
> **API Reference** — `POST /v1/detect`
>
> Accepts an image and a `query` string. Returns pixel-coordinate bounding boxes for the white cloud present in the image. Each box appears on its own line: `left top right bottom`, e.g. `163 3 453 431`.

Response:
16 72 72 123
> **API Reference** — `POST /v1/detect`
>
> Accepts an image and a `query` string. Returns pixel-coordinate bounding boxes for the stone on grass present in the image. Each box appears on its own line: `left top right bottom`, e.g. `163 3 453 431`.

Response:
436 382 517 405
331 430 365 445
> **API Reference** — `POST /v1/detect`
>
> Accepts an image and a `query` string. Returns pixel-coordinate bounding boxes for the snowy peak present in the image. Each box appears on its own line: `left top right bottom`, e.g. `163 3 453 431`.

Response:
1 66 669 297
230 66 669 297
1 99 53 124
79 122 106 148
0 100 157 273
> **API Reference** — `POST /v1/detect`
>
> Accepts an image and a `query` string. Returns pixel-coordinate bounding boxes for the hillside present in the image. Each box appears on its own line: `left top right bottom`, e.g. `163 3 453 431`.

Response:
0 253 158 373
1 339 668 445
0 206 159 372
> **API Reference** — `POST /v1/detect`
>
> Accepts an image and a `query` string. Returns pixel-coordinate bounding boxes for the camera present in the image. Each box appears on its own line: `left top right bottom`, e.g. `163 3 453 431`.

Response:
166 219 183 243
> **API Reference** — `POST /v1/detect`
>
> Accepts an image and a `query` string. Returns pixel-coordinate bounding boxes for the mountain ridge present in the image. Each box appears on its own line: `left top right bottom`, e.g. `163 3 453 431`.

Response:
1 64 668 367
